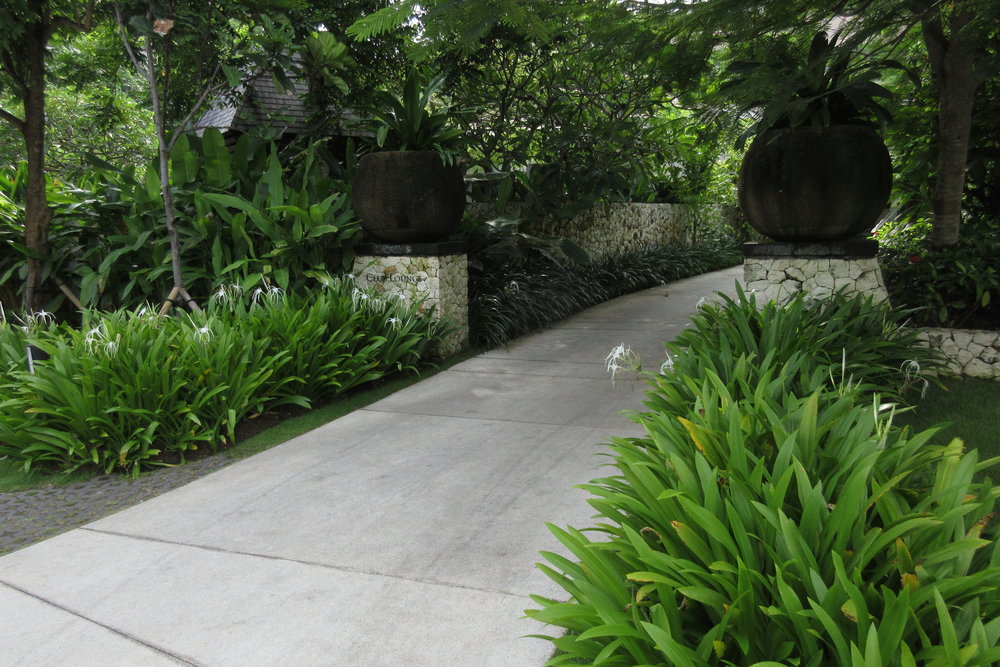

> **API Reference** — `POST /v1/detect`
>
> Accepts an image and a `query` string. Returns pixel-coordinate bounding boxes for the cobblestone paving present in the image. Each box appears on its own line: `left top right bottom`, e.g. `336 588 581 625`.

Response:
0 456 234 555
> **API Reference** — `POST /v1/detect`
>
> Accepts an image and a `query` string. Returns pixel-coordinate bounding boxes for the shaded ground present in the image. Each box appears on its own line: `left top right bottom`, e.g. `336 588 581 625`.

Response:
0 455 232 555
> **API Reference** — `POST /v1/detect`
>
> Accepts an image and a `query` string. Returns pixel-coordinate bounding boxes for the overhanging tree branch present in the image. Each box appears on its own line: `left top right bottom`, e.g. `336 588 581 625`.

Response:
0 51 28 97
0 107 25 133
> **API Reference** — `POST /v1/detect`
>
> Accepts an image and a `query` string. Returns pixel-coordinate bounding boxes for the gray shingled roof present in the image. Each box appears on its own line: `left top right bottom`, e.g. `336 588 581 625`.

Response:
195 71 366 138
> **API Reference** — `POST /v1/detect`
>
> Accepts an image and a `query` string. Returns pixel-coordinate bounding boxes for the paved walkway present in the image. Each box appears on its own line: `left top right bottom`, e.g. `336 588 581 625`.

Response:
0 266 742 666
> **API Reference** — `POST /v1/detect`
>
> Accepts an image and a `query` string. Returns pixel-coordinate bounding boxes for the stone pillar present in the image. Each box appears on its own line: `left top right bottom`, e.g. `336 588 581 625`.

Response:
352 241 468 357
743 240 889 304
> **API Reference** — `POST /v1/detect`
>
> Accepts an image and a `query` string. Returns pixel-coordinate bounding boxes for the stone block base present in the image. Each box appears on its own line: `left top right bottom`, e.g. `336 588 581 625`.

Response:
920 328 1000 380
353 243 468 357
743 241 889 305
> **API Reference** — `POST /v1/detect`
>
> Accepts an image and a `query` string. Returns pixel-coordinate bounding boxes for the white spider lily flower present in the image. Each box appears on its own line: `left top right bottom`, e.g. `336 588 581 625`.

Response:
27 310 54 328
900 359 921 379
193 326 213 344
606 343 627 373
351 289 370 307
387 317 401 329
103 334 121 357
659 354 675 374
605 343 641 387
83 324 105 351
250 285 282 305
900 359 929 398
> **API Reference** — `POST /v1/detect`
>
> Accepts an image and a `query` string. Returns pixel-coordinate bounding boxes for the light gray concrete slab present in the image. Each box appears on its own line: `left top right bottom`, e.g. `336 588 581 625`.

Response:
0 583 183 666
450 356 611 380
475 326 680 370
366 369 649 427
0 266 741 666
479 267 743 368
81 411 639 598
548 265 743 329
0 530 552 666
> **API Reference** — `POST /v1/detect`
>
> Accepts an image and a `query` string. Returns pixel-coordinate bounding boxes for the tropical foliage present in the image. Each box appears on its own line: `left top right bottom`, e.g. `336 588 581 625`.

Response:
0 133 361 316
469 236 741 348
0 280 444 476
527 290 1000 665
878 217 1000 329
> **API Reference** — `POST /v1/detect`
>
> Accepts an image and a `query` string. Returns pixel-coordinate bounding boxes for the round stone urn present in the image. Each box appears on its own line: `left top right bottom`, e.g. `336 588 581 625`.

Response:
738 125 892 242
352 151 465 243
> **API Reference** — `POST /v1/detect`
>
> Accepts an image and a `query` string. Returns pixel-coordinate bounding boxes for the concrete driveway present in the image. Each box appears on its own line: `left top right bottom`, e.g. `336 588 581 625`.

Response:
0 266 742 666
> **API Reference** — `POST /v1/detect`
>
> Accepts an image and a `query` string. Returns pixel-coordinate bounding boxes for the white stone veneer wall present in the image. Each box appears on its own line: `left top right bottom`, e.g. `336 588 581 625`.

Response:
744 256 889 304
524 203 693 260
743 256 999 380
353 253 468 357
468 202 698 260
919 328 1000 380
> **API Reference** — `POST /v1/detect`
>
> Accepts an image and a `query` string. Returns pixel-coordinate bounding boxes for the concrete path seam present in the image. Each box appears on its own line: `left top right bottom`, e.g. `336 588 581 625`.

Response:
80 526 536 599
358 405 628 426
0 579 200 666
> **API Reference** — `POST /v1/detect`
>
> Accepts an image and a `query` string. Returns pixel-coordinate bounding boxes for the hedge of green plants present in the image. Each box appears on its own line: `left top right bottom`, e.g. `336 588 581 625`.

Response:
0 280 444 476
469 240 742 348
528 290 1000 665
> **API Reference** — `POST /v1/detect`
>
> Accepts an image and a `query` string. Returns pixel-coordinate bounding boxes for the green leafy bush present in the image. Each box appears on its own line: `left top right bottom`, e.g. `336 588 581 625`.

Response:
878 218 1000 330
0 132 362 316
359 69 466 166
0 309 283 475
664 288 941 403
208 279 445 404
82 131 362 308
470 240 742 348
527 291 1000 665
0 281 443 475
0 162 98 318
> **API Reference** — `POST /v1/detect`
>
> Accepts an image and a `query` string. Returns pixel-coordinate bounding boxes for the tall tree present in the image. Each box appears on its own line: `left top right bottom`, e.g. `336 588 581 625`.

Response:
349 0 999 246
918 0 993 246
0 0 96 313
654 0 999 246
114 1 298 312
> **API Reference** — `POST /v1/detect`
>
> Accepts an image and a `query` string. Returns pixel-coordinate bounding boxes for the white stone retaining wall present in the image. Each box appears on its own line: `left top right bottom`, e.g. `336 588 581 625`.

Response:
919 328 1000 380
744 256 889 304
353 254 468 357
468 202 700 260
524 203 694 260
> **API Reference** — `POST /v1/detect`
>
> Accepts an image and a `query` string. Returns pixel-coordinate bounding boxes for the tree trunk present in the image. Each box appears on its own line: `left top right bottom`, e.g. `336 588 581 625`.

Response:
22 0 52 314
923 1 978 247
143 35 185 293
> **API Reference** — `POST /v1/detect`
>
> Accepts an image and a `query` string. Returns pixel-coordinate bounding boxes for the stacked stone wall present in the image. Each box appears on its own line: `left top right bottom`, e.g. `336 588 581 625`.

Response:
743 256 889 304
523 203 693 260
919 328 1000 380
467 202 702 261
353 253 468 357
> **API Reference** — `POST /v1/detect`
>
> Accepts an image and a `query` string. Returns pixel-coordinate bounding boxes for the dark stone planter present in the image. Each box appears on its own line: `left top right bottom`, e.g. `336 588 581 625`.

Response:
352 151 465 244
738 125 892 242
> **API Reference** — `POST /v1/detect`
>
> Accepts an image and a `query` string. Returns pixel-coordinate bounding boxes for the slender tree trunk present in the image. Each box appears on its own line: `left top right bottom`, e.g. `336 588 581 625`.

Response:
142 35 186 293
22 0 52 314
922 1 978 247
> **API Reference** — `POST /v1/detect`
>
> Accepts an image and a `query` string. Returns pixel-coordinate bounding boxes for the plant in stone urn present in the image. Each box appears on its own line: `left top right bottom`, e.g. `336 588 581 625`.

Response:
723 31 905 242
351 70 467 244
